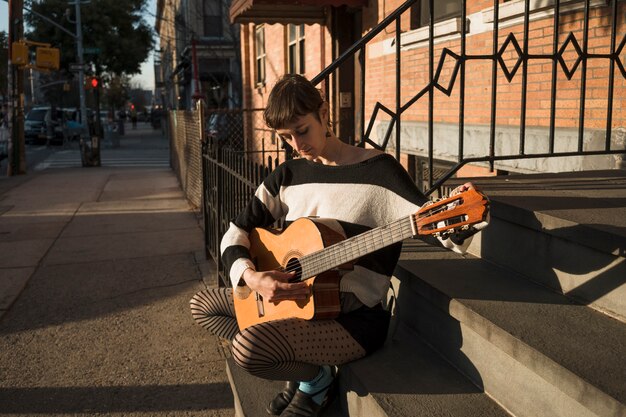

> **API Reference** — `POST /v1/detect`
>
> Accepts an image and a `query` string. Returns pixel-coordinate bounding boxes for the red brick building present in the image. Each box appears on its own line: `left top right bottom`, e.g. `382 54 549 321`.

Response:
231 0 625 188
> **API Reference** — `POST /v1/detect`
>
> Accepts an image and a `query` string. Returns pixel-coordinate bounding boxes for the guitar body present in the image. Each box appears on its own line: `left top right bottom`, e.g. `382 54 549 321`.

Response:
234 217 348 331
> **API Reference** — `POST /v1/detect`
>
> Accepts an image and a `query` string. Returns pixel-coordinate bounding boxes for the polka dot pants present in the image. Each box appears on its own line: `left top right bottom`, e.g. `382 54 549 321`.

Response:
190 288 366 381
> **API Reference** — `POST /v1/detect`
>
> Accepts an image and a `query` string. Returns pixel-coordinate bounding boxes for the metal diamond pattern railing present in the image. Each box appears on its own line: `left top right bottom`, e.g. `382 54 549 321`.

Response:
313 0 626 195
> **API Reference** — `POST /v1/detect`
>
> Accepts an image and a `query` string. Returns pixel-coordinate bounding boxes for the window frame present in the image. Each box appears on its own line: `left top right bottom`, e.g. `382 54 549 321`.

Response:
255 24 266 86
203 1 223 38
287 24 305 75
410 0 463 30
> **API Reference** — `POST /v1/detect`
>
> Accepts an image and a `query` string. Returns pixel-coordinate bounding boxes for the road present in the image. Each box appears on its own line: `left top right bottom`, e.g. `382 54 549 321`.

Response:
1 122 170 175
0 143 58 177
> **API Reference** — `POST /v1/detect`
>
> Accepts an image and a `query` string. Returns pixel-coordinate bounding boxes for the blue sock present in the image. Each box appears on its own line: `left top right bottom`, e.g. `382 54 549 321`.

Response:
298 365 333 405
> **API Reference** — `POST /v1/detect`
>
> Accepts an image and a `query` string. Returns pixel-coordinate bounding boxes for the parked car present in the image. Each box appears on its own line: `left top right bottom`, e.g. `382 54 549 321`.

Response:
24 106 65 145
205 111 243 149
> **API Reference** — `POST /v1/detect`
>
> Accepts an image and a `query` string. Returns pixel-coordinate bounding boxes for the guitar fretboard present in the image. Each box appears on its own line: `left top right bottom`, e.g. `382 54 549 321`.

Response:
295 216 415 281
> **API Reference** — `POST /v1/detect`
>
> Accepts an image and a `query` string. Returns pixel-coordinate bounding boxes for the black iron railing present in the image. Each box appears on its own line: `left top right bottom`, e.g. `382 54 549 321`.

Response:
313 0 626 195
201 139 279 282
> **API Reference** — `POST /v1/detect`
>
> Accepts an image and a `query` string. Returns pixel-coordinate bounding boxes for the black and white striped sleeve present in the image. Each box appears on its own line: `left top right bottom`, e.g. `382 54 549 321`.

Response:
220 166 288 287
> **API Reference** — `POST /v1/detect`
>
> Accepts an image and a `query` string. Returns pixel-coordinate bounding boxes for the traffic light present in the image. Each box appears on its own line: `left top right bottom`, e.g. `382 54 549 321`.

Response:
85 77 99 90
11 41 29 66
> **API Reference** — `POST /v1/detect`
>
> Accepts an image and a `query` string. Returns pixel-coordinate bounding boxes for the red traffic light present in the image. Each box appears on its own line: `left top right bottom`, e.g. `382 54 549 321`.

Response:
90 77 99 88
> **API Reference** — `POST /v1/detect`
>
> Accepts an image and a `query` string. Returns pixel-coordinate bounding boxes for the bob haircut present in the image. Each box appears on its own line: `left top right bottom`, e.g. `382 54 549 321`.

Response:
263 74 324 130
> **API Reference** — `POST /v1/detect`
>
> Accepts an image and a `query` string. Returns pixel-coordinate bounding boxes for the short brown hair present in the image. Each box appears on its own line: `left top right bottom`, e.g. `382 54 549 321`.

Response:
263 74 324 130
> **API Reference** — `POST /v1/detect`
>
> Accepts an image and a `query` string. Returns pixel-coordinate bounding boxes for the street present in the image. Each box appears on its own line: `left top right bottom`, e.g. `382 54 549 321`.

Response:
0 143 55 177
1 122 170 175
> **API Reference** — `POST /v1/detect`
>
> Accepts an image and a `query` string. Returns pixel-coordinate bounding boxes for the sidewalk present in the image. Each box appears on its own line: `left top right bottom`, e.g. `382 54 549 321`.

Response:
0 126 235 415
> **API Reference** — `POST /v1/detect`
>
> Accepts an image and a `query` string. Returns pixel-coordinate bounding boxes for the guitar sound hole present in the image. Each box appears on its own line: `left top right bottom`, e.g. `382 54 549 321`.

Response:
285 258 302 282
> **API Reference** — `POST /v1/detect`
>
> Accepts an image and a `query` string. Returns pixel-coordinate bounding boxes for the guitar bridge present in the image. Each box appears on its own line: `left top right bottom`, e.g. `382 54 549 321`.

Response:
256 292 265 318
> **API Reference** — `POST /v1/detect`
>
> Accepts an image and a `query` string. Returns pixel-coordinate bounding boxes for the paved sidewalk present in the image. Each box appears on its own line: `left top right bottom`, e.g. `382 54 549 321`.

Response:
0 126 234 415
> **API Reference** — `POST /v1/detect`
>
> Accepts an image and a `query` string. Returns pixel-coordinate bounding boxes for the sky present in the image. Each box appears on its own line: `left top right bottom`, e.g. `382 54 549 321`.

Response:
0 0 157 91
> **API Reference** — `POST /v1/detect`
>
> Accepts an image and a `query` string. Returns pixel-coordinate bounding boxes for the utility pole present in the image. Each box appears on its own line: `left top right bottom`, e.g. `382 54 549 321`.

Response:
71 0 88 142
67 0 99 166
7 0 26 175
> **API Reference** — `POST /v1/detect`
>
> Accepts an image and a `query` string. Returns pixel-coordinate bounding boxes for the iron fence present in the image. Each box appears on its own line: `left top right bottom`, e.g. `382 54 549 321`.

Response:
204 107 286 165
169 105 205 208
201 140 280 284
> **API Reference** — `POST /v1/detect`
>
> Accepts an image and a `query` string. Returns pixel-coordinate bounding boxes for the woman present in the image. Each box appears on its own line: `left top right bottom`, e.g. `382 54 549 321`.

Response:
190 74 487 417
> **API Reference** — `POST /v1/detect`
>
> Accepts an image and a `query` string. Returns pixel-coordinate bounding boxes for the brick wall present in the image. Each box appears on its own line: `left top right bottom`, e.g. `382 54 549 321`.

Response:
238 0 626 175
362 0 626 132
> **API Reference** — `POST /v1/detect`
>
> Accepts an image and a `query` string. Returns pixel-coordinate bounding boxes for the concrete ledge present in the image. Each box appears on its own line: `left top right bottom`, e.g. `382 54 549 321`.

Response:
453 170 626 319
340 323 509 417
469 215 626 320
459 169 626 257
396 241 626 417
225 325 508 417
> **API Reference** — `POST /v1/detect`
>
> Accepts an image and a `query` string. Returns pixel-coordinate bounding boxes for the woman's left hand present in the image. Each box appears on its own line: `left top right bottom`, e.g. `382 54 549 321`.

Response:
450 181 475 196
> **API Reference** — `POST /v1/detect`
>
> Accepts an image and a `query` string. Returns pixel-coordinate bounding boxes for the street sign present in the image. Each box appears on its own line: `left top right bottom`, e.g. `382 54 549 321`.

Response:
36 47 60 70
84 47 101 55
70 63 86 72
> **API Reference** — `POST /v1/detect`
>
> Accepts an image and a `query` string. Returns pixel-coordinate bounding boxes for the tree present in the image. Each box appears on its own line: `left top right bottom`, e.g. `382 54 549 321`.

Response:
25 0 154 80
103 74 131 111
25 1 153 167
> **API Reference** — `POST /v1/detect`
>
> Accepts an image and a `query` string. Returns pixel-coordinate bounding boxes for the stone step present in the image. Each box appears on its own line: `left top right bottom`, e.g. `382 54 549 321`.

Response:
225 324 510 417
451 169 626 321
339 323 510 417
395 239 626 417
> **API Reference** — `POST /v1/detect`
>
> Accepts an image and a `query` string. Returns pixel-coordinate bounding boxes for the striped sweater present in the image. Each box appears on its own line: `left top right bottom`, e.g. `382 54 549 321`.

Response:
220 153 470 307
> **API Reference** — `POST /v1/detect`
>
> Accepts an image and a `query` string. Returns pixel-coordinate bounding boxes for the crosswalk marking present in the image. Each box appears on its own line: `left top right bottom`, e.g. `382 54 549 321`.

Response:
35 151 170 170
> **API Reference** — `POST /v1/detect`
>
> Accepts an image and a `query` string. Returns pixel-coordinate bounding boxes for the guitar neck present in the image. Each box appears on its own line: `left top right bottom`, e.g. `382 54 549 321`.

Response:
297 216 415 281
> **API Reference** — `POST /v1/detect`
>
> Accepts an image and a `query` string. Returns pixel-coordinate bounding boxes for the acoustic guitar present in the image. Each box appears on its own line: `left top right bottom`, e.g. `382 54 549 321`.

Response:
234 188 489 331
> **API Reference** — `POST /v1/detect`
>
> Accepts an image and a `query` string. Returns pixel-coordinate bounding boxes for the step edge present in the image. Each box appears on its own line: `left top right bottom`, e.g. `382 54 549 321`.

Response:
488 198 625 257
340 322 511 417
394 263 626 417
226 358 247 417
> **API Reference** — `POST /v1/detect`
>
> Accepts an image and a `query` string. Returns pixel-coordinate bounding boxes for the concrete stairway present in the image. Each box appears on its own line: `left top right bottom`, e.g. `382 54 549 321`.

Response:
226 169 626 417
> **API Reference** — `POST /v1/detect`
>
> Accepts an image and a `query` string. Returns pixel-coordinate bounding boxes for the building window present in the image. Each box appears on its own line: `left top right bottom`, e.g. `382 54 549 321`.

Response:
287 24 305 75
203 2 223 38
410 0 462 29
255 25 266 85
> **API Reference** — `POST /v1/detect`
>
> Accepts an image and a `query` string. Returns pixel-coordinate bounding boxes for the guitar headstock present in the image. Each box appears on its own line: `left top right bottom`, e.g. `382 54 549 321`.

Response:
412 188 489 237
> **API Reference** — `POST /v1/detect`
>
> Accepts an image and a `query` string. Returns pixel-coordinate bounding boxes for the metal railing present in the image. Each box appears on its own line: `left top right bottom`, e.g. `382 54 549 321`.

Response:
201 140 280 281
314 0 626 195
169 105 205 208
205 107 286 165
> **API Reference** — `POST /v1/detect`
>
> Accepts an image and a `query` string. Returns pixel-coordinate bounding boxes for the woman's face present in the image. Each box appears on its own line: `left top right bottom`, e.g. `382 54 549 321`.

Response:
275 104 328 161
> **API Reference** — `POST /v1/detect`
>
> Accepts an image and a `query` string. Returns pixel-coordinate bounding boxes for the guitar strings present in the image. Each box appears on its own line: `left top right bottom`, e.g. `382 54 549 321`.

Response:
281 218 412 278
280 197 468 279
293 199 462 276
281 221 409 276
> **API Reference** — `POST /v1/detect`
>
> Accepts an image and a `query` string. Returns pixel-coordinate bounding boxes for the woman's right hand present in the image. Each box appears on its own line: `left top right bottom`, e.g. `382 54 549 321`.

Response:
242 268 310 302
